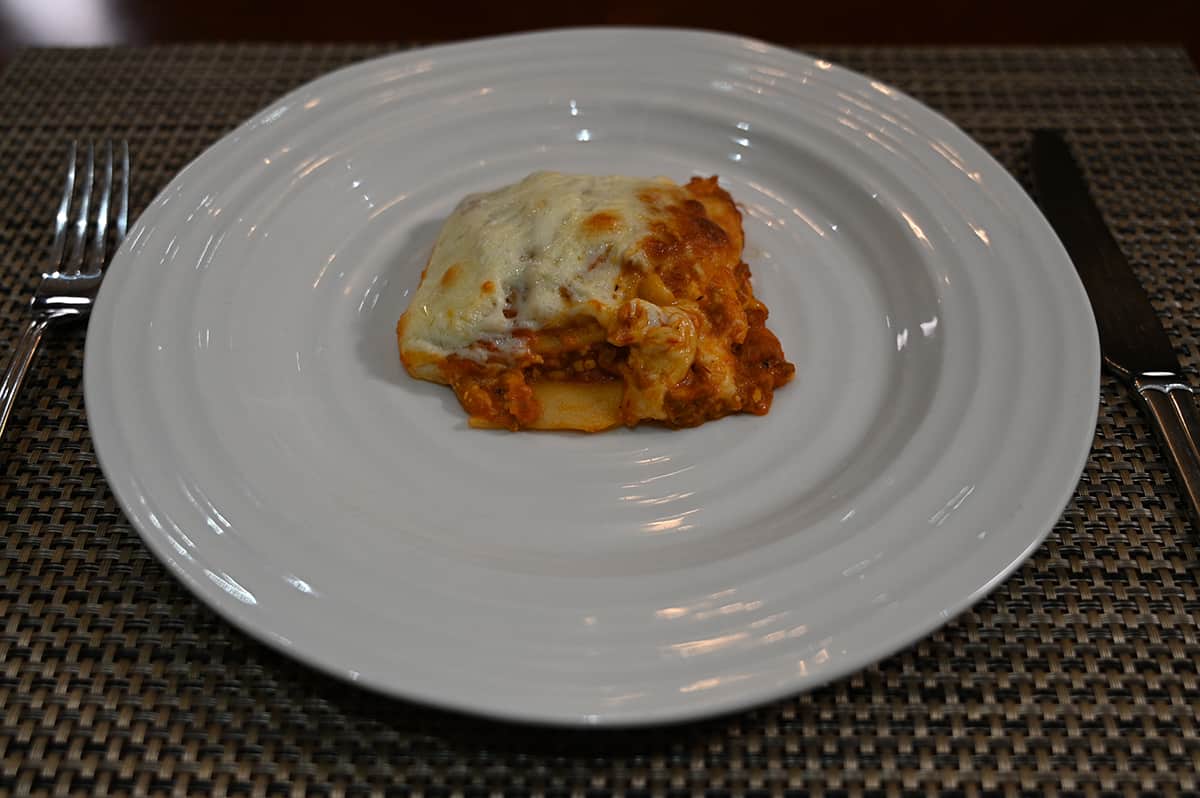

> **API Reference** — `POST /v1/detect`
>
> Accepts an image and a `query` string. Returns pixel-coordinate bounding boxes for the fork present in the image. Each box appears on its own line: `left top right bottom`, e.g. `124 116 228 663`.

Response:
0 141 129 445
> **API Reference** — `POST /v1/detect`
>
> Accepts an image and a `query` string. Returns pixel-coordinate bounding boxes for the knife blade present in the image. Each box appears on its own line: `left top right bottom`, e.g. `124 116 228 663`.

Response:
1032 128 1200 526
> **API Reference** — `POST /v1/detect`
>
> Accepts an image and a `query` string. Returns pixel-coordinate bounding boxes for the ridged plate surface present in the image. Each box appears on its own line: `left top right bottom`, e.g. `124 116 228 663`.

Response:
84 29 1099 725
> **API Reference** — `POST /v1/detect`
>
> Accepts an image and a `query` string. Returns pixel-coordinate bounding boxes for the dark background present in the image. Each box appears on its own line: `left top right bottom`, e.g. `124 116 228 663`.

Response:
1 0 1197 64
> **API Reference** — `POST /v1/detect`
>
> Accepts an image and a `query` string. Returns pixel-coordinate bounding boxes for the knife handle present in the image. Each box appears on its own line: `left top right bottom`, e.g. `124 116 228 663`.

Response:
1135 375 1200 527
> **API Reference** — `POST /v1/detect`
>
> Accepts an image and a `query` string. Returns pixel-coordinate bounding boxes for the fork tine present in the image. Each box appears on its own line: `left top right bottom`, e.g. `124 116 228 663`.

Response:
64 142 94 274
47 141 76 269
115 141 129 245
88 142 113 273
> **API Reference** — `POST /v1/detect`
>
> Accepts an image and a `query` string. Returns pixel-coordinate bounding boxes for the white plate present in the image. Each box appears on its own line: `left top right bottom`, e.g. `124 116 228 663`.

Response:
84 29 1099 726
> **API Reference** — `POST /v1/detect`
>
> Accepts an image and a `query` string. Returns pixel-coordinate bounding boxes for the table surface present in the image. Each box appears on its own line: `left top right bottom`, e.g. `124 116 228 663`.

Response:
0 43 1198 796
2 2 1198 62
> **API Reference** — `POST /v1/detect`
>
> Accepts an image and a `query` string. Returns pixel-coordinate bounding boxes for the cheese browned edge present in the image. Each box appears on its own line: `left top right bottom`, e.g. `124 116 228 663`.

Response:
396 172 794 431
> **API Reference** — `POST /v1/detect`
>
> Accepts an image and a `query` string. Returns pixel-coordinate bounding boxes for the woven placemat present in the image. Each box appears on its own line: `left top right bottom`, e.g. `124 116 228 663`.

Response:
0 42 1198 796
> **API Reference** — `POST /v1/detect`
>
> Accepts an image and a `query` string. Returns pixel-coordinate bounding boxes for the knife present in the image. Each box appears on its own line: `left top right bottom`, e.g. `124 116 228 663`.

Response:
1032 128 1200 525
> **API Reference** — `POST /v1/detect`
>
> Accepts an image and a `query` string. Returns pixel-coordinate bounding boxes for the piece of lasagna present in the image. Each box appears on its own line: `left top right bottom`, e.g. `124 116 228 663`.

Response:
396 172 794 431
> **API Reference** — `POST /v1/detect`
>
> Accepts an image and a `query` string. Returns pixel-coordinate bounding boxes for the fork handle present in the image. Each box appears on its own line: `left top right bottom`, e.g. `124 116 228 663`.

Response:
0 317 51 446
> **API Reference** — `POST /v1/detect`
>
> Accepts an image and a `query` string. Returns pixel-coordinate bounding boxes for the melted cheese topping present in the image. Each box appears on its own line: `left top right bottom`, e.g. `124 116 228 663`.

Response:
399 172 675 364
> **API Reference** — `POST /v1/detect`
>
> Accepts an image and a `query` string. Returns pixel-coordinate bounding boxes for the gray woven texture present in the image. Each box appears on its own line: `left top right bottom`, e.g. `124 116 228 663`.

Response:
0 43 1199 796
